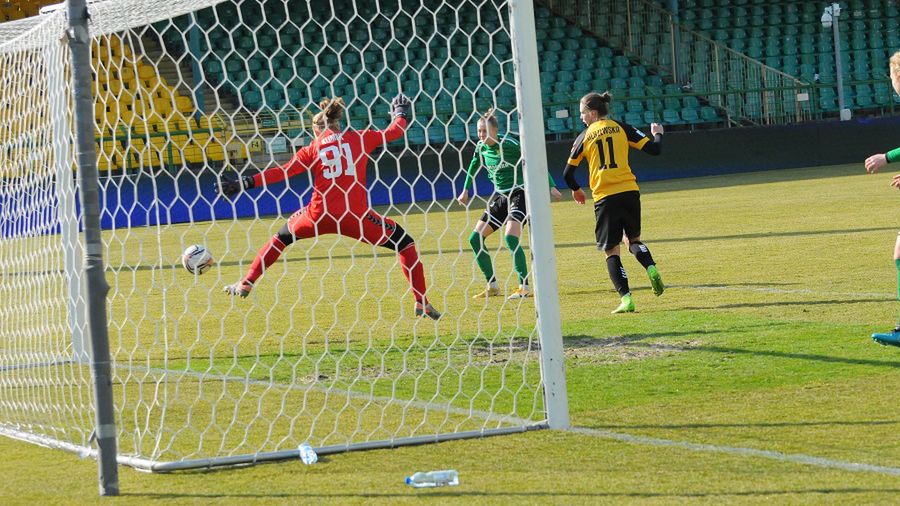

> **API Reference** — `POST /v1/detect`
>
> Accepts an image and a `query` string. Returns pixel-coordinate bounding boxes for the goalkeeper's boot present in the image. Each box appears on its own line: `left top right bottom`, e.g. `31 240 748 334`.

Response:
472 283 501 299
647 265 665 296
415 302 442 320
611 293 635 314
872 327 900 348
224 279 253 298
507 285 532 300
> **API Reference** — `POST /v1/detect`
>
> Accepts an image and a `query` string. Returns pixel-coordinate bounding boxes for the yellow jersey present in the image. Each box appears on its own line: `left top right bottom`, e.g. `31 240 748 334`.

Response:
567 119 650 202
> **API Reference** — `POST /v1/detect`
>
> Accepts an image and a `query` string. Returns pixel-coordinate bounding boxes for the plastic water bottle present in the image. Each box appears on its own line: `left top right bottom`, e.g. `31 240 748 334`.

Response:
298 443 318 465
405 469 459 488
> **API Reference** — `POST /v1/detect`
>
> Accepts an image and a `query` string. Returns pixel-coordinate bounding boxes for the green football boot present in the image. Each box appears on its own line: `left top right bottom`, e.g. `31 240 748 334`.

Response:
647 265 664 296
612 294 635 314
872 329 900 348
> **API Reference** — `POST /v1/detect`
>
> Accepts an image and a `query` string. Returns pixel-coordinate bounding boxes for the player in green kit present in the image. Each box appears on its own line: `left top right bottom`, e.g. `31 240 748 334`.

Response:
457 109 561 300
865 51 900 348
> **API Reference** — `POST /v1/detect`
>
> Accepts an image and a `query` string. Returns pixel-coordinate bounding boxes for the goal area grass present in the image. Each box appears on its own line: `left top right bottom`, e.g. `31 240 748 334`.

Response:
2 163 899 504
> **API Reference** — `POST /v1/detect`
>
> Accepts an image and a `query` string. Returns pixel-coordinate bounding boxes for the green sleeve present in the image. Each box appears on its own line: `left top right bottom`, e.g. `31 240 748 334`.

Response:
887 147 900 163
547 171 557 187
463 148 481 190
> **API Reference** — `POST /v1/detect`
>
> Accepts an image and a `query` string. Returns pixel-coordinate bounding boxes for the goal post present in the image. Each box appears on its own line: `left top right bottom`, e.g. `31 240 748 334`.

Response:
0 0 569 478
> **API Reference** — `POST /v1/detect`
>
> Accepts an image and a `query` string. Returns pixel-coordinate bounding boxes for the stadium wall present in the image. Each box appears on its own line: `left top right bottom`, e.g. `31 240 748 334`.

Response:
91 115 900 229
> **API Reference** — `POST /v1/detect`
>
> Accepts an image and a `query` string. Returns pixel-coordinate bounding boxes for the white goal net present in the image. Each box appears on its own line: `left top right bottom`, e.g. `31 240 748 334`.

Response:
0 0 565 472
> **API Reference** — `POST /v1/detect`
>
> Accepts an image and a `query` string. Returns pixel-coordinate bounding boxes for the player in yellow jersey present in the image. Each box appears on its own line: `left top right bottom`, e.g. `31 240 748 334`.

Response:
563 92 665 313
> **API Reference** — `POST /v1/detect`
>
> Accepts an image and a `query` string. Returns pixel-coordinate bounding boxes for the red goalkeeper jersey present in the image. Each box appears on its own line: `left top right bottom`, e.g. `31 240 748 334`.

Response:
252 117 407 218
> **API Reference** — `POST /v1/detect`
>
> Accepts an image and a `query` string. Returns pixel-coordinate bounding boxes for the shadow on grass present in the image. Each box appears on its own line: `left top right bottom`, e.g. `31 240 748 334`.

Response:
595 420 899 430
565 282 803 297
556 226 899 249
123 488 900 499
680 298 893 310
618 341 900 369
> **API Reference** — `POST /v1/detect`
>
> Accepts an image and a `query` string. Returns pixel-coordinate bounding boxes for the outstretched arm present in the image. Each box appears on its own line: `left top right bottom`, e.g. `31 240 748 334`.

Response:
866 147 900 174
217 147 313 198
254 147 313 187
362 94 411 149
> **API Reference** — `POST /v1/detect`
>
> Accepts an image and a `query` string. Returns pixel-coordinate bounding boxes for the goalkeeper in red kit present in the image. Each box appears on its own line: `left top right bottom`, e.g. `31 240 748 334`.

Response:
217 94 441 320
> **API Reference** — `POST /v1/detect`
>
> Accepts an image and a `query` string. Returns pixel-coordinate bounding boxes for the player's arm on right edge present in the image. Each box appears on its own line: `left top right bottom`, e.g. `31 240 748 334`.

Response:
866 146 900 174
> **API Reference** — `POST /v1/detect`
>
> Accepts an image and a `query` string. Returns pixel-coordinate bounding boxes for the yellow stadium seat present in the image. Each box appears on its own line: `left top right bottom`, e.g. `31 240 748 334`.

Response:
175 96 193 114
204 142 226 162
137 65 155 80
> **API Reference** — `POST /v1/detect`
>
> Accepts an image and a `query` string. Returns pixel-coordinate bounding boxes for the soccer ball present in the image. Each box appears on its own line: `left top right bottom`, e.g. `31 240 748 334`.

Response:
182 244 214 275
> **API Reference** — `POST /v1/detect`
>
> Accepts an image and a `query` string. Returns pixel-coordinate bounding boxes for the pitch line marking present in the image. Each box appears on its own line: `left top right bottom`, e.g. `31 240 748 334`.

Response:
570 426 900 476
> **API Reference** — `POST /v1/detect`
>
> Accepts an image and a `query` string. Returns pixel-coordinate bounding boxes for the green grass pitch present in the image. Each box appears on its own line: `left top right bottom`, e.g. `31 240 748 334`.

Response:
2 163 900 504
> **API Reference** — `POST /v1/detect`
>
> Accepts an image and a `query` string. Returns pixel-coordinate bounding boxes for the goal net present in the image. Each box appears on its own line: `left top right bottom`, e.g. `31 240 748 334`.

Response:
0 0 565 471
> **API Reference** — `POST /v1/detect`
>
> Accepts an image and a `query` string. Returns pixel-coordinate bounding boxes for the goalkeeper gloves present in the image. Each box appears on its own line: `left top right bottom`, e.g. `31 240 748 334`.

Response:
390 94 411 120
218 175 255 197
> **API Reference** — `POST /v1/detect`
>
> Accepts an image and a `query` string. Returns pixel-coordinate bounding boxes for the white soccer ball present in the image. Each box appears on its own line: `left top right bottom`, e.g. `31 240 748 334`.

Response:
182 244 214 275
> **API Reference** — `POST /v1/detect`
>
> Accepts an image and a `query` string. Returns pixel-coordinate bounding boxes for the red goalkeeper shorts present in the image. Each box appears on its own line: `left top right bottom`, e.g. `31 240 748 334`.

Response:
286 207 398 246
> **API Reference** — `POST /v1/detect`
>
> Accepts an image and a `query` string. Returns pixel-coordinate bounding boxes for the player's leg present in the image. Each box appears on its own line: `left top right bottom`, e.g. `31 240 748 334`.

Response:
224 210 321 297
622 192 664 296
470 195 505 298
872 232 900 346
597 196 633 313
363 211 441 320
505 189 532 300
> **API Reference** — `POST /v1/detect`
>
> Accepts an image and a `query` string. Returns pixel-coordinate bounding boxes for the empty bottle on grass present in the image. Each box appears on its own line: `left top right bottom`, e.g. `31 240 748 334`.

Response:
298 443 318 465
405 469 459 488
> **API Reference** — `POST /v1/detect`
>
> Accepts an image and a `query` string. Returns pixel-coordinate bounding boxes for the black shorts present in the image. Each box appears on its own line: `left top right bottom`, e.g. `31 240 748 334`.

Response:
594 190 641 251
480 187 527 230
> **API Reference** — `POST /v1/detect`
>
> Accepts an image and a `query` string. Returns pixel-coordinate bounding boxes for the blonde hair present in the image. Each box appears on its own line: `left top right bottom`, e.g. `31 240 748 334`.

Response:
312 97 345 131
477 107 499 130
891 51 900 78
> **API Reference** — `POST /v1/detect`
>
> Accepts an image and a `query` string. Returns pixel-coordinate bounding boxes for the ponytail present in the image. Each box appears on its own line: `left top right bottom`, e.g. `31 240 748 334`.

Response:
581 91 612 117
313 96 345 131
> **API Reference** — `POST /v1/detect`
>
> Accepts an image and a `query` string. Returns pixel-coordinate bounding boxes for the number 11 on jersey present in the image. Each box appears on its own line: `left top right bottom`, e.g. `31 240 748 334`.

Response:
594 136 618 170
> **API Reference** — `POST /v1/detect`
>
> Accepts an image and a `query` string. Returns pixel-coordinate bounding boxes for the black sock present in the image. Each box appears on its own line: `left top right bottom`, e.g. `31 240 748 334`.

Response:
606 255 630 296
628 242 656 270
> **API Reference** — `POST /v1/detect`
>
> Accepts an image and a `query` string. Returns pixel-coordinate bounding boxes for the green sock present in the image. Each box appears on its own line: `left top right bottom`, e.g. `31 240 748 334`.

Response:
895 259 900 328
895 258 900 301
468 231 495 283
504 234 529 285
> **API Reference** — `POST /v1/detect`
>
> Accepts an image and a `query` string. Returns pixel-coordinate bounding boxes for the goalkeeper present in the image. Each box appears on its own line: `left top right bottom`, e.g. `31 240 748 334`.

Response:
864 51 900 347
456 108 561 300
218 94 441 320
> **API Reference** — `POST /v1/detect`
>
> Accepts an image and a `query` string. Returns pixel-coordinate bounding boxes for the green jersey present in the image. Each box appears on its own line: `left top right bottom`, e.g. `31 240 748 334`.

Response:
888 147 900 163
463 136 555 193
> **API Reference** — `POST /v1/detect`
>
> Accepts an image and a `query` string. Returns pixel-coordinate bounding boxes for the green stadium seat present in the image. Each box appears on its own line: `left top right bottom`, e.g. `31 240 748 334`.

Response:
874 82 893 105
624 112 643 125
681 107 699 123
546 118 570 134
700 106 718 122
855 85 874 108
662 109 681 124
